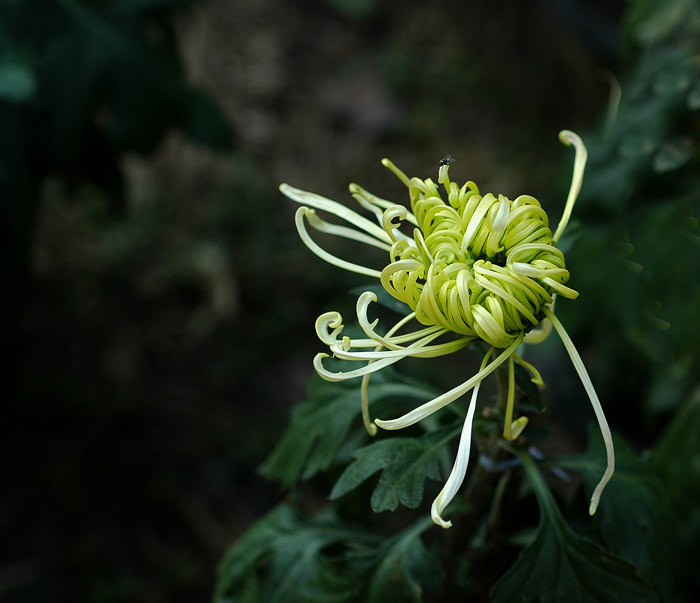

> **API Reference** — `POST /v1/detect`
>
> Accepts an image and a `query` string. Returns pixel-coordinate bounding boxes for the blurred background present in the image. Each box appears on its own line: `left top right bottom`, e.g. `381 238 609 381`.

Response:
4 0 700 601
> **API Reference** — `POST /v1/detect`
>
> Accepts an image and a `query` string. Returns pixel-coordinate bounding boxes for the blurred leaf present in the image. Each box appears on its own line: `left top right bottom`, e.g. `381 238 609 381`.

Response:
652 138 693 172
323 0 377 20
651 385 700 515
330 423 460 512
626 0 696 45
182 88 235 151
491 452 659 603
2 0 233 175
554 427 675 596
0 62 36 102
261 371 438 487
111 0 197 14
650 386 700 595
580 47 700 216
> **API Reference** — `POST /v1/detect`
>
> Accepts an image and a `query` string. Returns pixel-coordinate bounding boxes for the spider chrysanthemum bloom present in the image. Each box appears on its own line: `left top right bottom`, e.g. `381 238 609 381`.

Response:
280 131 614 528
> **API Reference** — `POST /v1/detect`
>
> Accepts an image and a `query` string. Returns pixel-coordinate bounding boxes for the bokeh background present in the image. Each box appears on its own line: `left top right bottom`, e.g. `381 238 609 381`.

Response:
5 0 700 601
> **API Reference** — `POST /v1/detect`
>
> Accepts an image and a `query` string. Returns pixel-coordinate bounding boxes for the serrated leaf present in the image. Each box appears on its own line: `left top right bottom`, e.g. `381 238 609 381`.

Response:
213 504 379 603
309 516 443 603
554 427 675 596
261 371 438 487
215 506 442 603
364 518 443 602
491 452 659 603
330 423 460 512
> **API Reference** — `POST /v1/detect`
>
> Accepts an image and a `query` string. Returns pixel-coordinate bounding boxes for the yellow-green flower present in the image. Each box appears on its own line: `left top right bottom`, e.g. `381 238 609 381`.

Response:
280 131 614 528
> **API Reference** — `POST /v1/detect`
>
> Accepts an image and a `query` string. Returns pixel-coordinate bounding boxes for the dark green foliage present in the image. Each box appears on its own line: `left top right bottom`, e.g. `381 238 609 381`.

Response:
555 428 675 596
212 504 377 603
1 0 233 161
0 0 234 346
652 386 700 515
330 423 461 512
213 506 442 603
349 518 443 603
557 0 700 422
491 453 659 603
650 387 700 594
261 371 439 487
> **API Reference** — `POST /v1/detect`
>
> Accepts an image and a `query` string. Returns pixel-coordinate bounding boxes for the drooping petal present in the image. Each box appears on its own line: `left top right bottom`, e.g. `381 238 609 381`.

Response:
543 306 614 514
430 350 493 528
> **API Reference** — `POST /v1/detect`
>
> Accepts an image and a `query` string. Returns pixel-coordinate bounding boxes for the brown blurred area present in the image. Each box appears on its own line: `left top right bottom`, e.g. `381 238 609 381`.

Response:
3 0 621 601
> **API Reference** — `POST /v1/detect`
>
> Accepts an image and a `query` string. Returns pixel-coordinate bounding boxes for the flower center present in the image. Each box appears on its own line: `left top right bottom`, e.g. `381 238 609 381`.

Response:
378 162 577 349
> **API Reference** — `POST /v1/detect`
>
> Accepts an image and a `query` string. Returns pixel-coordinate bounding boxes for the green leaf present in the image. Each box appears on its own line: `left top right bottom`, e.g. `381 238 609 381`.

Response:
554 427 675 596
310 516 443 603
330 423 461 512
261 371 438 487
652 138 693 172
626 0 696 45
491 452 659 603
213 504 378 603
0 62 37 102
214 507 441 603
363 518 443 602
652 385 700 514
650 387 700 594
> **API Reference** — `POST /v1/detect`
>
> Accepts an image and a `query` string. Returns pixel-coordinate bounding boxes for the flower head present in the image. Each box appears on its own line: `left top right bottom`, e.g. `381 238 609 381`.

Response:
280 131 614 528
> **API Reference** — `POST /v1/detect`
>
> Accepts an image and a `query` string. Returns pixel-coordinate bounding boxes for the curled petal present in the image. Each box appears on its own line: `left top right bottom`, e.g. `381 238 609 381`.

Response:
553 130 588 243
356 293 444 349
315 312 345 345
361 373 378 436
382 205 411 243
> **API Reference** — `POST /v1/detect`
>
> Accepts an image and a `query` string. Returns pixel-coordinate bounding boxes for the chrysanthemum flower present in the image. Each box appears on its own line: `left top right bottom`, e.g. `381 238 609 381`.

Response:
280 131 614 528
